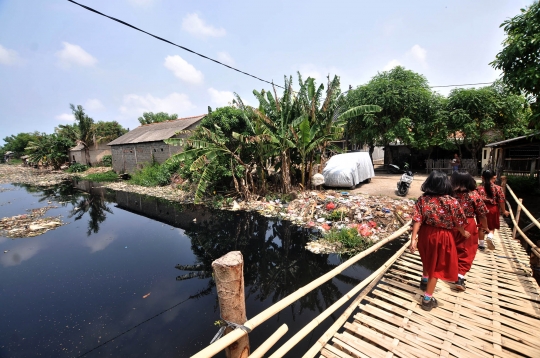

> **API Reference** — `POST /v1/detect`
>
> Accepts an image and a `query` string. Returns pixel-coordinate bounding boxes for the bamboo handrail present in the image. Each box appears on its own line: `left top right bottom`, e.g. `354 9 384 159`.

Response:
269 239 410 358
302 243 401 358
249 324 288 358
506 185 540 230
506 200 540 259
191 221 412 358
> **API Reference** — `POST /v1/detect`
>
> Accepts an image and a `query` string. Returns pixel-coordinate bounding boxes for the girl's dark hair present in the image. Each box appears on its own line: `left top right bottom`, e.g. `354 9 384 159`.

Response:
481 170 495 198
451 172 477 192
421 170 454 196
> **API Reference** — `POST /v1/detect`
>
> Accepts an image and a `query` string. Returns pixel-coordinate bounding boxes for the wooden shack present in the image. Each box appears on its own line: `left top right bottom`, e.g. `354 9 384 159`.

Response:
485 133 540 182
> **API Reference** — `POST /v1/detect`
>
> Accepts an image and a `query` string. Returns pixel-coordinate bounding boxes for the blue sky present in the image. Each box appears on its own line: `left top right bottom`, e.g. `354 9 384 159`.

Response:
0 0 532 145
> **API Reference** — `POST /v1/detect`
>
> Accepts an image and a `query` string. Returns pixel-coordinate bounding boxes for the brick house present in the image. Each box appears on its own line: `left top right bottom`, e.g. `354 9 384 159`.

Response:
69 142 111 165
108 115 205 173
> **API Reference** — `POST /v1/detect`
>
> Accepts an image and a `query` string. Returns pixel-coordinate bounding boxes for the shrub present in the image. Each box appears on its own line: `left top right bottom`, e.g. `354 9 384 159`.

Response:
323 227 374 251
67 163 89 173
130 159 182 187
82 171 118 182
506 175 539 194
101 155 112 167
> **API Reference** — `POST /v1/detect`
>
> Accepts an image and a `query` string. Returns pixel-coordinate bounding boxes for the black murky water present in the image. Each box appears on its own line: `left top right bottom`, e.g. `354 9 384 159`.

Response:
0 180 406 358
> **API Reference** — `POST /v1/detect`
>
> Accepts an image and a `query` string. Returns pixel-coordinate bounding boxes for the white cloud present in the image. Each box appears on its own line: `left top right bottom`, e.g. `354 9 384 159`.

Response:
164 55 204 84
383 59 402 71
85 99 105 111
56 42 97 68
0 242 43 267
182 13 226 38
0 44 21 66
208 87 235 107
408 44 427 66
56 113 75 121
84 234 117 253
217 51 234 66
119 92 196 118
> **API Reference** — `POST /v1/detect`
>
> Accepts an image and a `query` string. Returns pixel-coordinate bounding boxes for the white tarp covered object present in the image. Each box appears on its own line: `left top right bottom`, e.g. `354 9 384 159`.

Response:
322 152 375 188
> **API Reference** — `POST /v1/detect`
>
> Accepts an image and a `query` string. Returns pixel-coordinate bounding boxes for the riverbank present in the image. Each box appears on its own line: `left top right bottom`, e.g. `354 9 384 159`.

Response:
0 164 415 253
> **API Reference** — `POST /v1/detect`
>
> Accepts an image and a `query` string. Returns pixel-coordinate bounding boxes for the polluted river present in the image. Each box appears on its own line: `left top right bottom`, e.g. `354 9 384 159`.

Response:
0 179 408 358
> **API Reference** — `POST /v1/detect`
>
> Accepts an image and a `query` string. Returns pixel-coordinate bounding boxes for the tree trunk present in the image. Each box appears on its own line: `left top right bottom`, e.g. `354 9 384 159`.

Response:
384 144 393 166
212 252 250 358
84 146 91 166
281 151 292 193
368 144 375 164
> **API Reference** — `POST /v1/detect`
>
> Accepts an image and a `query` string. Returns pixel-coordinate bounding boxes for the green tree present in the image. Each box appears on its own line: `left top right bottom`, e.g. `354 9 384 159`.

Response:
446 84 530 164
137 112 178 125
58 104 95 165
2 132 40 156
491 1 540 125
346 66 435 164
25 133 74 169
93 121 128 143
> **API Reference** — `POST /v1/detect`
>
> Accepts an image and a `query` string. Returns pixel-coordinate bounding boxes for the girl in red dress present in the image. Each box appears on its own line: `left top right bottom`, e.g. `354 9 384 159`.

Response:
410 171 470 311
451 172 489 291
477 170 510 250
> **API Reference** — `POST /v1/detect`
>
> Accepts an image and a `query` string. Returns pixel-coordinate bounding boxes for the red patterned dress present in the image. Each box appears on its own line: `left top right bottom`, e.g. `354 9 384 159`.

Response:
477 184 505 230
454 190 488 275
413 195 467 281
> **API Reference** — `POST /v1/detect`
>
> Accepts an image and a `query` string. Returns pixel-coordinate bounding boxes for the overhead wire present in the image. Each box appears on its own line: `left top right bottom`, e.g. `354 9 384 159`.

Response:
67 0 495 92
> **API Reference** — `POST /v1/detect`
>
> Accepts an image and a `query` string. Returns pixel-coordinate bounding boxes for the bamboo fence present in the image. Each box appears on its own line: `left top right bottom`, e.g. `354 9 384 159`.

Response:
191 221 412 358
505 185 540 258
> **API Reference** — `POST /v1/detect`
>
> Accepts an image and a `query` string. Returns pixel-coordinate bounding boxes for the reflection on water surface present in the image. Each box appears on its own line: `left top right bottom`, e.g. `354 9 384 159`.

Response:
0 181 404 357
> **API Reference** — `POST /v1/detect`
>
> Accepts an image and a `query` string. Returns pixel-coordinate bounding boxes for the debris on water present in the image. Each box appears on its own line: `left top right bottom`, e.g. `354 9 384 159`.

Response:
142 292 151 299
0 206 66 238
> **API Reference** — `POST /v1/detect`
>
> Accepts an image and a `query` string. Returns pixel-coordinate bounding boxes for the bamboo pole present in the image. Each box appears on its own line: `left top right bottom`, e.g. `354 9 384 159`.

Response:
248 324 288 358
301 239 411 358
512 198 523 240
516 220 540 239
506 185 540 230
212 251 250 358
191 221 412 358
506 201 540 259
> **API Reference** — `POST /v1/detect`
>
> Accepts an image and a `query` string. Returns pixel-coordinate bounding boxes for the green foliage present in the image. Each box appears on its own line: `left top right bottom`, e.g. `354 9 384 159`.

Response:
130 159 182 187
491 1 540 125
506 175 540 194
346 66 436 162
323 227 374 251
66 163 89 173
2 132 40 156
138 112 178 125
81 171 118 182
93 121 128 143
446 83 530 161
25 133 74 169
101 155 112 167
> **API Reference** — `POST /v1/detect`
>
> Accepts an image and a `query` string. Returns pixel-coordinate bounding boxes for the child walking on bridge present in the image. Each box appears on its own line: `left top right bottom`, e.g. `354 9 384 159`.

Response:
410 171 470 311
450 172 489 291
477 170 510 250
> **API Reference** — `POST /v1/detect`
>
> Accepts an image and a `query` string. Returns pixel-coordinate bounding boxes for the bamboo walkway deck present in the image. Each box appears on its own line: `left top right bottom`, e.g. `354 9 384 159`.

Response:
320 218 540 358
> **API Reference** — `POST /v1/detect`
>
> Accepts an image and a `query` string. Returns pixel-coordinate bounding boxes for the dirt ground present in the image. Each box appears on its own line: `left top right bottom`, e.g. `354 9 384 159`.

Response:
350 173 429 199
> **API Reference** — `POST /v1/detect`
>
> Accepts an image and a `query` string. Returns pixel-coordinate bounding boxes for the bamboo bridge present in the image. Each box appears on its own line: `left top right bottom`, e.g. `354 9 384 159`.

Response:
192 185 540 358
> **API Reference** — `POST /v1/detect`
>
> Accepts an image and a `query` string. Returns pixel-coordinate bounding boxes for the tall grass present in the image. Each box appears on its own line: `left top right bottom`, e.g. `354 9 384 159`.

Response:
130 160 181 187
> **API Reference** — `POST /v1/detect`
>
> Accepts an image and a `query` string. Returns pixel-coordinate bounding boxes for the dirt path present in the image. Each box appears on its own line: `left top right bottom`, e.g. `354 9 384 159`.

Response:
350 173 428 199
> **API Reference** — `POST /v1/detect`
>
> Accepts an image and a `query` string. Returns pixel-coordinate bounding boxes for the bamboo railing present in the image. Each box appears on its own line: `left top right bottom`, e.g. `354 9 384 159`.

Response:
505 185 540 258
191 221 412 358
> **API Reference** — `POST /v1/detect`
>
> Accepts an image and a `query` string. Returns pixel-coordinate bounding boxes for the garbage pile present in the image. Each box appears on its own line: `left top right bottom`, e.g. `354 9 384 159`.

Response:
0 164 73 186
0 206 66 238
232 190 415 254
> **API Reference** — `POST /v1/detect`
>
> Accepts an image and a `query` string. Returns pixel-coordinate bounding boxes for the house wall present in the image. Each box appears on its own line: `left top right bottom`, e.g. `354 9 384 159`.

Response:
111 140 184 173
70 143 111 165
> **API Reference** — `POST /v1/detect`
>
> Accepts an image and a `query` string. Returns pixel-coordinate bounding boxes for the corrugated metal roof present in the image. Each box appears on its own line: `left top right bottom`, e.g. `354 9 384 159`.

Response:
107 115 205 145
485 132 540 147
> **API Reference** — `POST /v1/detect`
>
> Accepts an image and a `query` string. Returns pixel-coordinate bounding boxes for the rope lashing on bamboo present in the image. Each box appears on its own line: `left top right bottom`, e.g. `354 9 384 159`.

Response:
210 318 252 344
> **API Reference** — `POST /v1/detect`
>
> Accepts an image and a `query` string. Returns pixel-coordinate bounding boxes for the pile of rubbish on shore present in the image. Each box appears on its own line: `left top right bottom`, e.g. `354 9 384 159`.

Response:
0 165 73 186
0 206 66 238
229 190 415 254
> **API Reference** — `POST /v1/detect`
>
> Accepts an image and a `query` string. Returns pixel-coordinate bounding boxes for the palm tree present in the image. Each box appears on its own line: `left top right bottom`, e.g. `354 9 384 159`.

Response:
69 104 94 165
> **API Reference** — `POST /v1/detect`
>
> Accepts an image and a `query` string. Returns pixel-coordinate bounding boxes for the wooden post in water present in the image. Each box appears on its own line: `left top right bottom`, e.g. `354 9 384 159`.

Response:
212 251 249 358
512 198 523 240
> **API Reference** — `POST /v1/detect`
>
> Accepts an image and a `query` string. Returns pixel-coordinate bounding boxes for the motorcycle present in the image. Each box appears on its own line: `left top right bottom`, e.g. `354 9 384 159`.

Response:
396 163 414 196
